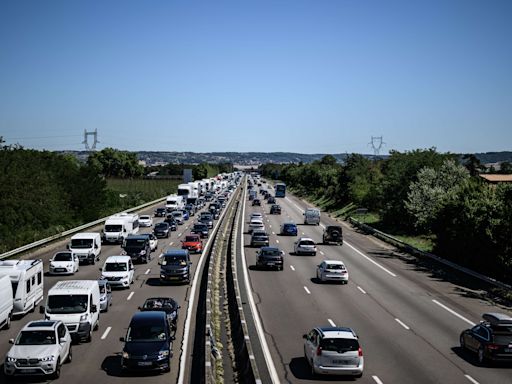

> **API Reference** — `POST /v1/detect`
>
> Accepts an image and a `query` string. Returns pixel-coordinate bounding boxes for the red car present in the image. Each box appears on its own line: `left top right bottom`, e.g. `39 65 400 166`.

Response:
181 234 203 254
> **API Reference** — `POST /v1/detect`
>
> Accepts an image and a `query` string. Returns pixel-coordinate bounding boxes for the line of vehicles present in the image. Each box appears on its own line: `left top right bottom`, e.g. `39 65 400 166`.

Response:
246 175 512 379
0 171 242 379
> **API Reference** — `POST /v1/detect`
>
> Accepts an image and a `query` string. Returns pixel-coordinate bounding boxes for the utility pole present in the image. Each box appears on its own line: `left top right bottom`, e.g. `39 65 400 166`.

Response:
82 129 99 151
369 136 385 157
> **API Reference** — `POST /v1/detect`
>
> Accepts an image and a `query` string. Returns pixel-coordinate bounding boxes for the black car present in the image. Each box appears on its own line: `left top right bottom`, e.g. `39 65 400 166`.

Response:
160 249 191 284
252 198 261 206
323 225 343 245
120 311 174 373
154 222 170 238
138 297 180 331
163 216 178 231
199 213 214 229
154 207 167 217
460 312 512 365
270 204 281 214
256 246 284 270
191 223 209 238
185 203 196 216
122 235 152 263
267 196 276 204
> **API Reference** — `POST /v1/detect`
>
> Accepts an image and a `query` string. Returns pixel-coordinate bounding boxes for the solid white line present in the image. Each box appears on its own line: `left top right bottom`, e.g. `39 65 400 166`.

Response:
464 374 480 384
239 183 281 384
372 376 384 384
101 326 112 340
432 300 476 326
357 286 367 294
344 241 397 277
395 318 410 330
304 286 311 294
145 269 150 275
127 292 134 301
290 265 295 271
328 319 336 327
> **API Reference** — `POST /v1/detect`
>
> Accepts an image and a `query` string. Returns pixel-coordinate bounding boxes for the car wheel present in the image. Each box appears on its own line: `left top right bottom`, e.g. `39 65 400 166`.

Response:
4 312 12 329
66 346 73 363
86 329 92 342
478 346 486 366
310 359 316 377
51 358 61 379
459 335 465 350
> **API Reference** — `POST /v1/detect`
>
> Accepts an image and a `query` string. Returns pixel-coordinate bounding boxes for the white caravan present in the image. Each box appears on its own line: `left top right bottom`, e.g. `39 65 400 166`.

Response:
0 275 14 330
0 259 44 316
177 184 192 200
42 280 100 342
102 213 139 244
165 194 185 212
69 232 102 264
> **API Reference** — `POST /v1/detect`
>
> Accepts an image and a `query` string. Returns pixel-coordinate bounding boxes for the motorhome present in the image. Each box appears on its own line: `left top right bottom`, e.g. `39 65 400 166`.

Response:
102 213 139 244
165 194 185 212
177 184 192 200
0 275 14 329
41 280 100 342
69 232 102 264
185 183 199 205
0 259 44 316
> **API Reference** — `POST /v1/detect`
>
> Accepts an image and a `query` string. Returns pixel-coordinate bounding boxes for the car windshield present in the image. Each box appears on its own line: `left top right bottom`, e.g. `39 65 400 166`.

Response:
142 298 177 311
162 256 187 265
105 225 122 232
104 262 127 272
194 224 207 230
172 212 182 217
155 223 168 230
262 249 281 257
299 240 315 246
125 239 146 248
47 294 88 314
185 236 199 242
326 264 345 270
16 330 56 345
284 224 296 229
140 215 150 220
70 239 93 249
321 338 359 352
53 253 72 261
126 324 167 342
99 285 106 294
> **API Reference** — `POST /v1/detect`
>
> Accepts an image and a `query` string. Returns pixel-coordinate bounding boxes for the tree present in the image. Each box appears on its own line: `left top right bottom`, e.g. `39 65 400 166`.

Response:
193 163 208 180
87 148 144 178
462 154 484 177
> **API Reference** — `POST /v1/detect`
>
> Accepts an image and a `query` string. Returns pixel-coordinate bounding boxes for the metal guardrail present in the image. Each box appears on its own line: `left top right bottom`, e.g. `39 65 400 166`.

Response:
348 217 512 292
0 196 168 260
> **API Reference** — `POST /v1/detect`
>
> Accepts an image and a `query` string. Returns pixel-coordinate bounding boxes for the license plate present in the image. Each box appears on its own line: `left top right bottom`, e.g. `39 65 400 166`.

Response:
22 369 38 373
138 361 152 366
332 359 350 365
56 268 66 272
267 263 275 266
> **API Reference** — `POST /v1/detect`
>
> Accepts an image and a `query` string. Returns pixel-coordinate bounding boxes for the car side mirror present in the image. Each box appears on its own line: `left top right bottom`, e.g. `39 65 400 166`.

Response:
119 337 125 342
39 305 45 314
91 304 97 313
66 244 70 250
59 337 66 344
49 259 53 262
9 339 14 344
99 268 102 271
280 251 285 256
302 334 307 339
171 336 176 341
137 306 142 310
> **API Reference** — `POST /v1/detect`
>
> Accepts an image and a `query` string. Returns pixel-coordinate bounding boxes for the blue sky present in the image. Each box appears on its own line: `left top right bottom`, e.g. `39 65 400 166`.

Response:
1 0 511 154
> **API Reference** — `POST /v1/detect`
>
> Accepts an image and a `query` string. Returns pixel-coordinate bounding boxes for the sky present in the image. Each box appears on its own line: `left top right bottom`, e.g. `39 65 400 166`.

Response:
1 0 511 155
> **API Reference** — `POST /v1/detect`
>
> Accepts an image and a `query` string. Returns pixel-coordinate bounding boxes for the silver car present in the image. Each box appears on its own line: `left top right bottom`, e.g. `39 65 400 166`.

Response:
294 237 317 255
303 327 363 377
316 260 349 284
4 320 72 379
98 279 113 312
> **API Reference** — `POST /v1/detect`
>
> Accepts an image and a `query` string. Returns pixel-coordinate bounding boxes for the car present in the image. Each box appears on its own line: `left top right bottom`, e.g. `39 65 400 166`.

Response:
139 215 153 227
280 222 298 236
100 255 135 288
180 210 189 221
120 312 174 373
248 218 265 234
185 204 196 216
323 225 343 245
140 233 158 252
181 234 203 253
250 230 270 247
199 213 214 229
460 312 512 365
192 223 209 238
154 222 171 238
170 211 184 225
252 198 261 206
294 237 317 255
4 320 72 379
267 196 276 204
270 204 281 214
256 247 284 270
159 249 192 284
154 207 167 217
209 206 220 219
139 297 180 331
98 279 113 312
48 251 79 275
163 216 178 231
249 212 263 221
122 235 152 263
316 260 349 283
303 327 363 377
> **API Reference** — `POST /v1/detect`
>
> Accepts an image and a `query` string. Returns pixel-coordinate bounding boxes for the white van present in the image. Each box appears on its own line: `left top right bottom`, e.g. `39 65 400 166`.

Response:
166 194 185 212
304 208 321 225
69 232 102 264
0 275 14 330
41 280 100 342
0 259 44 316
102 213 139 244
100 255 134 289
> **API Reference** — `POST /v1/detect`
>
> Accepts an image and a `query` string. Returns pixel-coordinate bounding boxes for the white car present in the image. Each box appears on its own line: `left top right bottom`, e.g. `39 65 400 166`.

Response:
248 218 265 234
147 233 158 251
139 215 153 227
4 320 72 379
316 260 349 283
100 255 134 289
294 237 317 255
249 212 263 222
49 251 79 275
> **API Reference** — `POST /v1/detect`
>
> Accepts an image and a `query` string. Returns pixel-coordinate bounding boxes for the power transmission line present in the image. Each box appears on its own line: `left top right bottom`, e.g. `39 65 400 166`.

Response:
82 129 99 151
369 136 385 156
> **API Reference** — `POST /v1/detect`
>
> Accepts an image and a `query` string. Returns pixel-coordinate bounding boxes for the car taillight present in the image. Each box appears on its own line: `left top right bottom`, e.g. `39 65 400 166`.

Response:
341 271 347 274
358 347 363 357
316 346 322 356
487 344 500 351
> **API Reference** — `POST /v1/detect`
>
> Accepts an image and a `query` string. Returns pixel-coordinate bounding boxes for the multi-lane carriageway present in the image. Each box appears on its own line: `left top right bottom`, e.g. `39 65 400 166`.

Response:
0 178 511 384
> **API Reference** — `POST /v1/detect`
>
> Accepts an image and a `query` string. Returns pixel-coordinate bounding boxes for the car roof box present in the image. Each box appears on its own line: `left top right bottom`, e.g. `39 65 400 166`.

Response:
482 312 512 325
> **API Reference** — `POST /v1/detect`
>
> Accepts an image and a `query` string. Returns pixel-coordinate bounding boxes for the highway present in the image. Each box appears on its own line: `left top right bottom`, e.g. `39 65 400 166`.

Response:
239 182 512 384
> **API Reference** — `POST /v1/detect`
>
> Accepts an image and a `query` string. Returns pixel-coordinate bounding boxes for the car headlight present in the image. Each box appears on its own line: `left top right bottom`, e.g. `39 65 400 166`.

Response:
6 356 17 362
140 250 146 255
40 355 55 362
79 314 87 321
158 350 169 359
122 351 130 359
100 275 106 280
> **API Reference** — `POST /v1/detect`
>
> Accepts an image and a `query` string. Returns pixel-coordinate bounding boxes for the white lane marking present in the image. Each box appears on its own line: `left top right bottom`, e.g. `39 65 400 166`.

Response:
145 269 150 275
185 226 188 229
178 233 182 237
101 327 112 340
276 239 280 244
344 242 397 277
302 232 305 235
267 219 269 222
357 286 367 294
328 319 336 327
432 300 476 326
239 184 281 384
319 251 324 255
304 286 311 294
272 231 275 235
127 292 134 301
395 318 410 330
373 376 384 384
464 374 480 384
290 265 295 271
169 242 174 246
269 224 272 228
